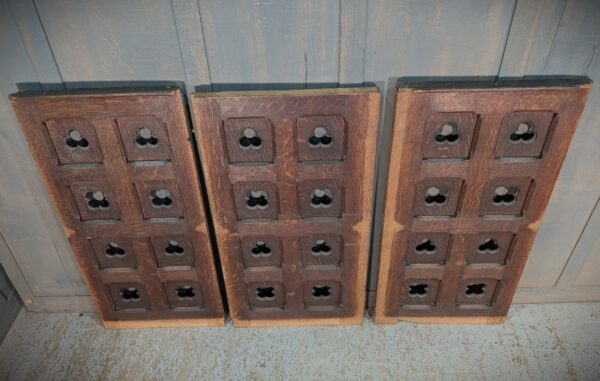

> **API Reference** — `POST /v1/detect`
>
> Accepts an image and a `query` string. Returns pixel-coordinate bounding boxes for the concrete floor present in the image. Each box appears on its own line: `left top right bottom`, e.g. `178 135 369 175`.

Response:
0 303 599 381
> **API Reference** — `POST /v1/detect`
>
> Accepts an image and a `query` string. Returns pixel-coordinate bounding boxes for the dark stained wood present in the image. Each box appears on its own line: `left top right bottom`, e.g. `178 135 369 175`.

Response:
10 88 225 328
374 80 591 324
192 88 380 326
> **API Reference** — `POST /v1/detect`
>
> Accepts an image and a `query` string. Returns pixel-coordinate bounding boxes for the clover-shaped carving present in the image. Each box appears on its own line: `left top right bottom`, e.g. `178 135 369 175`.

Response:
312 285 331 299
424 186 447 206
105 242 125 258
85 190 109 209
478 238 499 254
251 241 272 257
492 186 517 206
509 122 535 143
256 286 275 300
415 239 436 254
434 123 459 145
135 127 159 147
65 129 89 149
308 126 333 148
311 239 331 256
164 240 185 256
239 128 262 149
149 188 173 207
465 283 486 296
408 283 428 296
119 287 140 302
310 188 332 208
176 286 195 300
245 190 269 209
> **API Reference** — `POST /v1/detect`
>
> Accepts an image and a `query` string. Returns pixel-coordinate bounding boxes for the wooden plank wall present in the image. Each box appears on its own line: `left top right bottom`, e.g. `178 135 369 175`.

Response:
0 0 598 312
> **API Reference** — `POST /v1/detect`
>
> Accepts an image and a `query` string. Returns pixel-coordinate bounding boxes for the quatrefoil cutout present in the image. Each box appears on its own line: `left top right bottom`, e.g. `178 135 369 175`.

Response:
84 191 109 210
239 128 262 149
149 189 173 207
408 283 428 296
434 123 459 145
105 242 125 258
256 287 275 300
65 129 89 149
510 122 535 143
311 239 331 256
478 238 499 254
308 126 333 148
465 283 486 296
164 240 184 256
415 239 436 255
312 285 331 299
424 187 447 206
251 241 272 257
119 287 140 302
135 127 159 147
176 286 195 300
246 190 269 209
310 188 332 208
492 186 517 206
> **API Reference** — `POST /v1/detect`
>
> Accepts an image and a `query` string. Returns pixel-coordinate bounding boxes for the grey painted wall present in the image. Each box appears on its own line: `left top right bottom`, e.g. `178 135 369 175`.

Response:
0 0 598 312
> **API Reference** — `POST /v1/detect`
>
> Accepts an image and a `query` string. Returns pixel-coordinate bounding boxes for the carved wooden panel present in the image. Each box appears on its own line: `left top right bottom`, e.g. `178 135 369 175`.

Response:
375 80 591 324
192 88 379 326
10 88 224 328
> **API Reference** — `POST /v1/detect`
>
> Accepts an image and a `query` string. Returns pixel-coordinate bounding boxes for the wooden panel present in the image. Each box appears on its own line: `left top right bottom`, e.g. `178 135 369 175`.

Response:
192 88 379 326
10 88 224 328
374 80 590 324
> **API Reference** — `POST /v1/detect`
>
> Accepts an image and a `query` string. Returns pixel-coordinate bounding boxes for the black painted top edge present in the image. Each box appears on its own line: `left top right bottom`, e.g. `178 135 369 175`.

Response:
9 86 182 99
397 77 592 91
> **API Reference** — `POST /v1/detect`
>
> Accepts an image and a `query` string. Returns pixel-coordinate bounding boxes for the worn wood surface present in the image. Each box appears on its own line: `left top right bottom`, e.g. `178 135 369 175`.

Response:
10 88 224 327
192 88 379 326
374 80 590 323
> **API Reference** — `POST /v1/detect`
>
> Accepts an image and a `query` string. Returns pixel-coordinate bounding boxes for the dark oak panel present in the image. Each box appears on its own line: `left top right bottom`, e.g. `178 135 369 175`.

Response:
192 88 379 327
10 88 224 328
375 80 591 324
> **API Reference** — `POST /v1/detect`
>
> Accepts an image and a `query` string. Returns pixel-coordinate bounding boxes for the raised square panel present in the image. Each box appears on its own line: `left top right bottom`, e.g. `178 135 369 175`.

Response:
240 235 282 268
399 279 440 307
164 281 204 309
69 181 121 221
193 88 379 326
149 235 195 268
90 237 137 269
422 112 477 159
224 117 274 163
247 282 284 309
456 279 499 306
495 111 553 158
135 180 184 219
232 181 279 220
465 233 514 265
45 118 103 164
479 177 532 216
296 115 345 161
117 116 171 161
107 282 151 311
405 233 451 265
300 235 342 267
303 280 341 307
299 179 343 218
412 178 462 217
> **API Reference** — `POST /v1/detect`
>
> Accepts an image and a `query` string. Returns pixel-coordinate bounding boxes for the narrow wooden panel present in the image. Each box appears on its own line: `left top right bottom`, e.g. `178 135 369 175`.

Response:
193 88 379 326
374 80 591 324
10 88 224 328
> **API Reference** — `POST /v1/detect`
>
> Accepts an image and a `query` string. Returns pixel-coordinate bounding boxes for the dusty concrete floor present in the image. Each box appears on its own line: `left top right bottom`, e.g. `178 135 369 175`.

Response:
0 303 599 381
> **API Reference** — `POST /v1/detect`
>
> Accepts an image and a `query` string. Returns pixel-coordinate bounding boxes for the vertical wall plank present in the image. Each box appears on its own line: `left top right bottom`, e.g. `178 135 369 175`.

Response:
339 0 368 85
501 0 600 287
198 0 340 89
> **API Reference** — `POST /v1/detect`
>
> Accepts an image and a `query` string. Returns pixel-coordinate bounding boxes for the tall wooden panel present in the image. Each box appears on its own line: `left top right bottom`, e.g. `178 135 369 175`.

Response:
10 88 224 328
374 80 591 324
192 88 379 326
